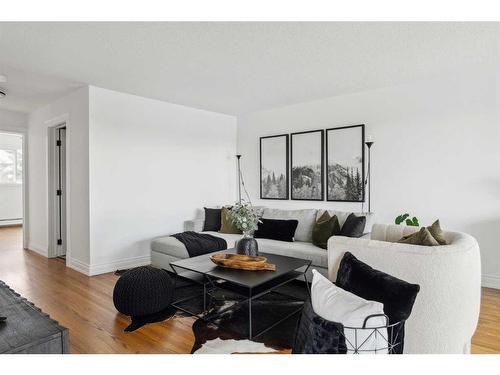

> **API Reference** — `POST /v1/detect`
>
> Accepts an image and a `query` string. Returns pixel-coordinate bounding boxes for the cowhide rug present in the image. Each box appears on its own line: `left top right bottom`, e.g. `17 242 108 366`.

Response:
188 283 306 353
193 338 277 354
122 272 308 353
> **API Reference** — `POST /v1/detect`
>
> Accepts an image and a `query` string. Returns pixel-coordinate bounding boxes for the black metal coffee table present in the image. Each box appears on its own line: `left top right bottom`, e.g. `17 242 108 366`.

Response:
170 249 311 339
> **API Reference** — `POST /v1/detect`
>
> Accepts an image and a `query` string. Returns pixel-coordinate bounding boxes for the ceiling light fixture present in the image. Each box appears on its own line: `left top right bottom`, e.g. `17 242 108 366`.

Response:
0 90 6 99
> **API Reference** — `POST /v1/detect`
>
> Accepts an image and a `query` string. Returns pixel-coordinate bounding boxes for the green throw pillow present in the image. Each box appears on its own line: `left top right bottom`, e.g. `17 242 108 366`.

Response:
398 227 440 246
427 220 447 245
312 211 341 249
219 207 242 234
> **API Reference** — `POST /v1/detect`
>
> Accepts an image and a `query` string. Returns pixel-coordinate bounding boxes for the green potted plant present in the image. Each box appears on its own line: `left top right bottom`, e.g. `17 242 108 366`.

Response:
395 213 420 226
229 202 261 256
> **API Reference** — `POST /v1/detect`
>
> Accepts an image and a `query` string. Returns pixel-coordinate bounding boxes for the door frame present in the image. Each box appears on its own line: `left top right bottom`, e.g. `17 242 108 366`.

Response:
46 114 71 263
0 128 28 249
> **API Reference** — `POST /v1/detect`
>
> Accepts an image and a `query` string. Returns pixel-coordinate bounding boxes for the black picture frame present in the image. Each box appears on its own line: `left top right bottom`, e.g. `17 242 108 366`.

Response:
259 134 289 200
290 129 324 201
326 124 365 202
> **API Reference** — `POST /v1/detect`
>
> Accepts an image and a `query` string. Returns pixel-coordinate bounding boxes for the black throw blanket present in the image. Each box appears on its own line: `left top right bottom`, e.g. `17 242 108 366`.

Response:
171 231 227 257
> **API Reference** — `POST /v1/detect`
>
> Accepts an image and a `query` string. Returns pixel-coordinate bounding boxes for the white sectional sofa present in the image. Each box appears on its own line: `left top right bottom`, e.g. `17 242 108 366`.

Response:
328 223 481 354
151 210 481 354
151 207 375 279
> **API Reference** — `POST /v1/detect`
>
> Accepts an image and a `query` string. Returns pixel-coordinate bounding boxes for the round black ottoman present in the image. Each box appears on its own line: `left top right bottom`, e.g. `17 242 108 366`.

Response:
113 266 174 317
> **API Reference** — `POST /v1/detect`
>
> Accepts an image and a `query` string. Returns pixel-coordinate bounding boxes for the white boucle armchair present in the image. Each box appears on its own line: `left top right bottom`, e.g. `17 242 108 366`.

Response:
327 223 481 354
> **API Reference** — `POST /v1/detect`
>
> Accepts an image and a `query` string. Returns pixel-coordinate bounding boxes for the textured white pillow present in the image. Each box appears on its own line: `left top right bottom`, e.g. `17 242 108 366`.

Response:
311 269 388 353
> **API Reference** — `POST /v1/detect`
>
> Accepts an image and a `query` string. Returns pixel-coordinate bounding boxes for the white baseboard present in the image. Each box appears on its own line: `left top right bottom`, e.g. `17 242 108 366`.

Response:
0 219 22 227
88 255 152 276
28 242 48 257
68 257 91 275
55 254 152 277
482 274 500 289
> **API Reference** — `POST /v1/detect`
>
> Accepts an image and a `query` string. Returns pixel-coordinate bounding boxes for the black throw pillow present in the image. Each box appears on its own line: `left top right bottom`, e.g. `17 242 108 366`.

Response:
339 213 366 238
203 207 222 232
254 218 298 242
292 301 347 354
335 252 420 354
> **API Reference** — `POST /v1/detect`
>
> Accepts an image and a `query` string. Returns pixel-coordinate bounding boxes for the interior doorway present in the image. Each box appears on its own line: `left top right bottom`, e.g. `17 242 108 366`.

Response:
48 124 67 258
0 132 24 248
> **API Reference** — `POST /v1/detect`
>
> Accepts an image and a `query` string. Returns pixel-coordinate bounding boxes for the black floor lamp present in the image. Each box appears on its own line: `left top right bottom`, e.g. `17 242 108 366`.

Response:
236 154 242 204
236 154 252 205
364 136 374 213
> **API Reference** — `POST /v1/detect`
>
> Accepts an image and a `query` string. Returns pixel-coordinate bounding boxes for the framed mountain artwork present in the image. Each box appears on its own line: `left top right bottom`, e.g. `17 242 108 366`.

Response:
290 130 324 201
326 124 365 202
260 134 289 200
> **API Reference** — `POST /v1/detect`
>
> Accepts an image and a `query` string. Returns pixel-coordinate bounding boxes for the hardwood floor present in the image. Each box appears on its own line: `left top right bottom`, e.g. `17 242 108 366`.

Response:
1 226 499 354
0 226 196 353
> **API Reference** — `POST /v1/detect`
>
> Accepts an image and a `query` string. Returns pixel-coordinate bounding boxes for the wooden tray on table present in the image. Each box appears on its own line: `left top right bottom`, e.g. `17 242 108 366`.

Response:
210 253 276 271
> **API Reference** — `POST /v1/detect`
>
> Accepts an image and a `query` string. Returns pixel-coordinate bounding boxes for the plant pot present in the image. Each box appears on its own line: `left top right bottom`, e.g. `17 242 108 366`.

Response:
236 233 259 256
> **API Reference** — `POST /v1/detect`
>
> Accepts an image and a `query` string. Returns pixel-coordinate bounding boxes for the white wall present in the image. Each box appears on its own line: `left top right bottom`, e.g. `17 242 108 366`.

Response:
88 86 237 274
238 66 500 288
0 133 23 224
27 86 90 267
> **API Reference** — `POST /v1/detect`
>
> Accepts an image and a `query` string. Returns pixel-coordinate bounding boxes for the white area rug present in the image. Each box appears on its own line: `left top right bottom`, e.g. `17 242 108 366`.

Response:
194 338 278 354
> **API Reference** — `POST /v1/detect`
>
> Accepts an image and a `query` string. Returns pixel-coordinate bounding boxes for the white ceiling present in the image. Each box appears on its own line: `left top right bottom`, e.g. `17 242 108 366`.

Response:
0 65 82 113
0 22 498 115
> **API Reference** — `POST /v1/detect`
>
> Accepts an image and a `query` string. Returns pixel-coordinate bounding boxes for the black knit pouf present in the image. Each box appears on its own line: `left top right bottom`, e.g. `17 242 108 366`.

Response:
113 266 174 317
